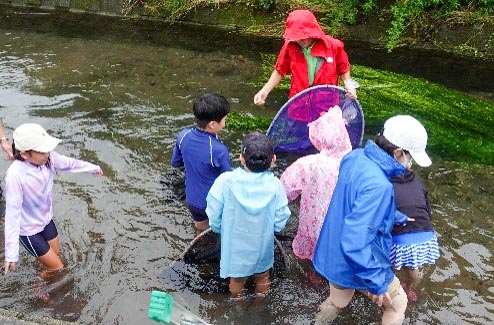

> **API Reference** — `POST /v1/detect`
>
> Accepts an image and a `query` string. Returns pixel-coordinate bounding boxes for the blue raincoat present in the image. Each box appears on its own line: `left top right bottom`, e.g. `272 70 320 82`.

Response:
313 140 407 294
206 168 291 278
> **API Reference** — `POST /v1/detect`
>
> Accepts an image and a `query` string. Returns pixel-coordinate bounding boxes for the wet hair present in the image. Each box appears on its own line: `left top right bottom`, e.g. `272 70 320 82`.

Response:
12 143 52 168
241 132 274 173
193 92 230 129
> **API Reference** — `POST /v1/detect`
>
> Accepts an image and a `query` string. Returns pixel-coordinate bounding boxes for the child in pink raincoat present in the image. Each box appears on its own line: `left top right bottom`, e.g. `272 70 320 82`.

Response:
280 106 352 260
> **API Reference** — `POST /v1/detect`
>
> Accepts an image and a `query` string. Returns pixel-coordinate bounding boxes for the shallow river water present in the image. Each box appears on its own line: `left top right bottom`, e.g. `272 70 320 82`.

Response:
0 9 493 325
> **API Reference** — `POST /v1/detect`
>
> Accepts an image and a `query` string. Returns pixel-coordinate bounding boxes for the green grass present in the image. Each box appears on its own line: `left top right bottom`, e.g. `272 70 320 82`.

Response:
233 57 494 165
227 112 272 132
352 65 494 165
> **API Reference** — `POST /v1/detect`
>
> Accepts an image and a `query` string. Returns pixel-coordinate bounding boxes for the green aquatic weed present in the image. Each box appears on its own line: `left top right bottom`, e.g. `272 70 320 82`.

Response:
227 112 271 132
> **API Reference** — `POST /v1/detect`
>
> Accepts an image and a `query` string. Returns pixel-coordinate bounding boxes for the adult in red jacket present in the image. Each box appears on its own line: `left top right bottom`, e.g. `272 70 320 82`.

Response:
254 9 357 106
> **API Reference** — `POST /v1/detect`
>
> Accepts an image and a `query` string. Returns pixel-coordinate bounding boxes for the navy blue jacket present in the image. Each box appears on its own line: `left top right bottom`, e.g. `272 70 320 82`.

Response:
391 171 433 236
171 128 231 209
313 140 406 295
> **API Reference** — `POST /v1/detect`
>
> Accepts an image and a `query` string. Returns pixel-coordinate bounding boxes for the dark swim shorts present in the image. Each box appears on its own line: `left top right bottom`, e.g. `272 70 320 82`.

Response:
186 204 208 222
19 219 58 258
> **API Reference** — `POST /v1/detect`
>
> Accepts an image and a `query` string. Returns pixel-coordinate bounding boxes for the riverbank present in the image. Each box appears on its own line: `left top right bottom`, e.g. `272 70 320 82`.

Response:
179 3 494 61
2 0 494 62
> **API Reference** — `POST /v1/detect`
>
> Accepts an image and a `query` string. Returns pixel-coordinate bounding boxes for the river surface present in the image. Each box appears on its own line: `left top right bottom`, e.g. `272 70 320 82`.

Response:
0 9 493 325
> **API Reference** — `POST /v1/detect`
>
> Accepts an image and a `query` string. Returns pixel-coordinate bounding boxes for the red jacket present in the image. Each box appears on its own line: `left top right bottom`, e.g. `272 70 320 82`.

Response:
276 10 350 98
275 37 350 98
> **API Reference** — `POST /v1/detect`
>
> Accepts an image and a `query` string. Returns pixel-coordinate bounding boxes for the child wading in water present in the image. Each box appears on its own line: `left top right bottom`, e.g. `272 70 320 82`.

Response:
171 92 231 234
3 123 103 277
313 115 433 325
254 9 357 107
280 106 352 261
206 132 290 299
389 128 440 302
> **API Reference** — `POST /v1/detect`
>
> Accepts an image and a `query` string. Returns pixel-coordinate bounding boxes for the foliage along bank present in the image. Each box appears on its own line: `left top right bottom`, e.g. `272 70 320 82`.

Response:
126 0 494 58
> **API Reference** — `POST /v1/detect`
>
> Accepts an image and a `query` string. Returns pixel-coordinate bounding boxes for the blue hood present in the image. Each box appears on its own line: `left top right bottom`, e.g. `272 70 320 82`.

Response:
364 140 405 178
229 168 279 215
312 140 406 295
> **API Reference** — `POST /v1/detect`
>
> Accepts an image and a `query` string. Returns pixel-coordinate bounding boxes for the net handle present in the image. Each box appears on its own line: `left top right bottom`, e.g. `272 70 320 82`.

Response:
179 228 290 270
179 228 213 260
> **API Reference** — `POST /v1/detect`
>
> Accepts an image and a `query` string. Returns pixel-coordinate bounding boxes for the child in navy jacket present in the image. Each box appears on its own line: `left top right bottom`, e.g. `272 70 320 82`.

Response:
171 92 231 233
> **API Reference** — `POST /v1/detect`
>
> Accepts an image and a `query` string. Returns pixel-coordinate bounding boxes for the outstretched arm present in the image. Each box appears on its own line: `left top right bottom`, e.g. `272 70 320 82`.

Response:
51 151 103 175
254 70 283 106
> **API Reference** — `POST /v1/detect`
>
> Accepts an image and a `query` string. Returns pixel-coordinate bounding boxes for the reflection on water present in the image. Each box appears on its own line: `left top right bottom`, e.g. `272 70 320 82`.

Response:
0 11 493 325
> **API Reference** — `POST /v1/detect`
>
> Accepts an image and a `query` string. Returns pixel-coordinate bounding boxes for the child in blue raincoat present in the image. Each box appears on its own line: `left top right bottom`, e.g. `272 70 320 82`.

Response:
313 115 433 325
206 132 291 298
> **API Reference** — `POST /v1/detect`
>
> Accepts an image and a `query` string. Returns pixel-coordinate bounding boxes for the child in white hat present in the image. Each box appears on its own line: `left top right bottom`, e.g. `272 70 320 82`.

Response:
382 116 439 302
3 123 103 277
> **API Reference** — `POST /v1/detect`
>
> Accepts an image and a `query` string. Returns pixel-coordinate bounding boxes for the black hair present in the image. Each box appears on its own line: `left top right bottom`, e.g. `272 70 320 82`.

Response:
12 143 52 168
374 134 398 156
374 132 410 159
193 92 230 129
241 132 274 173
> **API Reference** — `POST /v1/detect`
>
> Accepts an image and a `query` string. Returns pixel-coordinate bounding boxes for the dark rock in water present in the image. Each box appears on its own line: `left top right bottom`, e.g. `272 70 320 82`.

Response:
162 260 229 294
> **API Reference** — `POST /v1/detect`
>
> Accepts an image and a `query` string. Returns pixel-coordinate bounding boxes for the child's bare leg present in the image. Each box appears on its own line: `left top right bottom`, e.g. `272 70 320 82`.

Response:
253 271 270 296
48 236 61 256
381 277 407 325
38 248 64 271
39 236 64 270
37 246 64 283
229 277 248 298
406 267 421 289
403 267 421 302
315 284 354 325
194 220 209 234
394 268 408 288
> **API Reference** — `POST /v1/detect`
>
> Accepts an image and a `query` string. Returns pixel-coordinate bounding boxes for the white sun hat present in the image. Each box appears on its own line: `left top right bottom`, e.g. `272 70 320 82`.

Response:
13 123 61 153
383 115 432 167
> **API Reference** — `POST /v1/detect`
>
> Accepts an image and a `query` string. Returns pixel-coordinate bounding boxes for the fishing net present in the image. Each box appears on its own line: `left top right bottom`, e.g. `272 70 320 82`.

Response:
267 85 365 155
162 229 290 294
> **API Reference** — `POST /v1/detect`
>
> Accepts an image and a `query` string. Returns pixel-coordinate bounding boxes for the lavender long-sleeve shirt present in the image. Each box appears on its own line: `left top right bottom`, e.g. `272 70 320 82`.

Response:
4 151 102 262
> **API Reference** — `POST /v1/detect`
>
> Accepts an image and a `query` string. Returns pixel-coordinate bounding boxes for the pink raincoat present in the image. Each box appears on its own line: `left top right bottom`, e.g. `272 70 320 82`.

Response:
280 106 352 260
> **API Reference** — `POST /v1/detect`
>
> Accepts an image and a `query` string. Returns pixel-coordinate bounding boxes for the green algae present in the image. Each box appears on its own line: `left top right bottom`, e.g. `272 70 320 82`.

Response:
227 112 271 132
352 64 494 165
232 56 494 165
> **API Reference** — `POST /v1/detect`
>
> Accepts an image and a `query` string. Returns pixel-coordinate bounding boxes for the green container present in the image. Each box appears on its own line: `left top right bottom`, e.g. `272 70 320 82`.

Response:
148 290 174 323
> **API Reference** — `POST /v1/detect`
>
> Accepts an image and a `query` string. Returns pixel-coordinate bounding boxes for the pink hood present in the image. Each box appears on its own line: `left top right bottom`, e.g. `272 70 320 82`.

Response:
283 10 326 41
308 106 352 158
